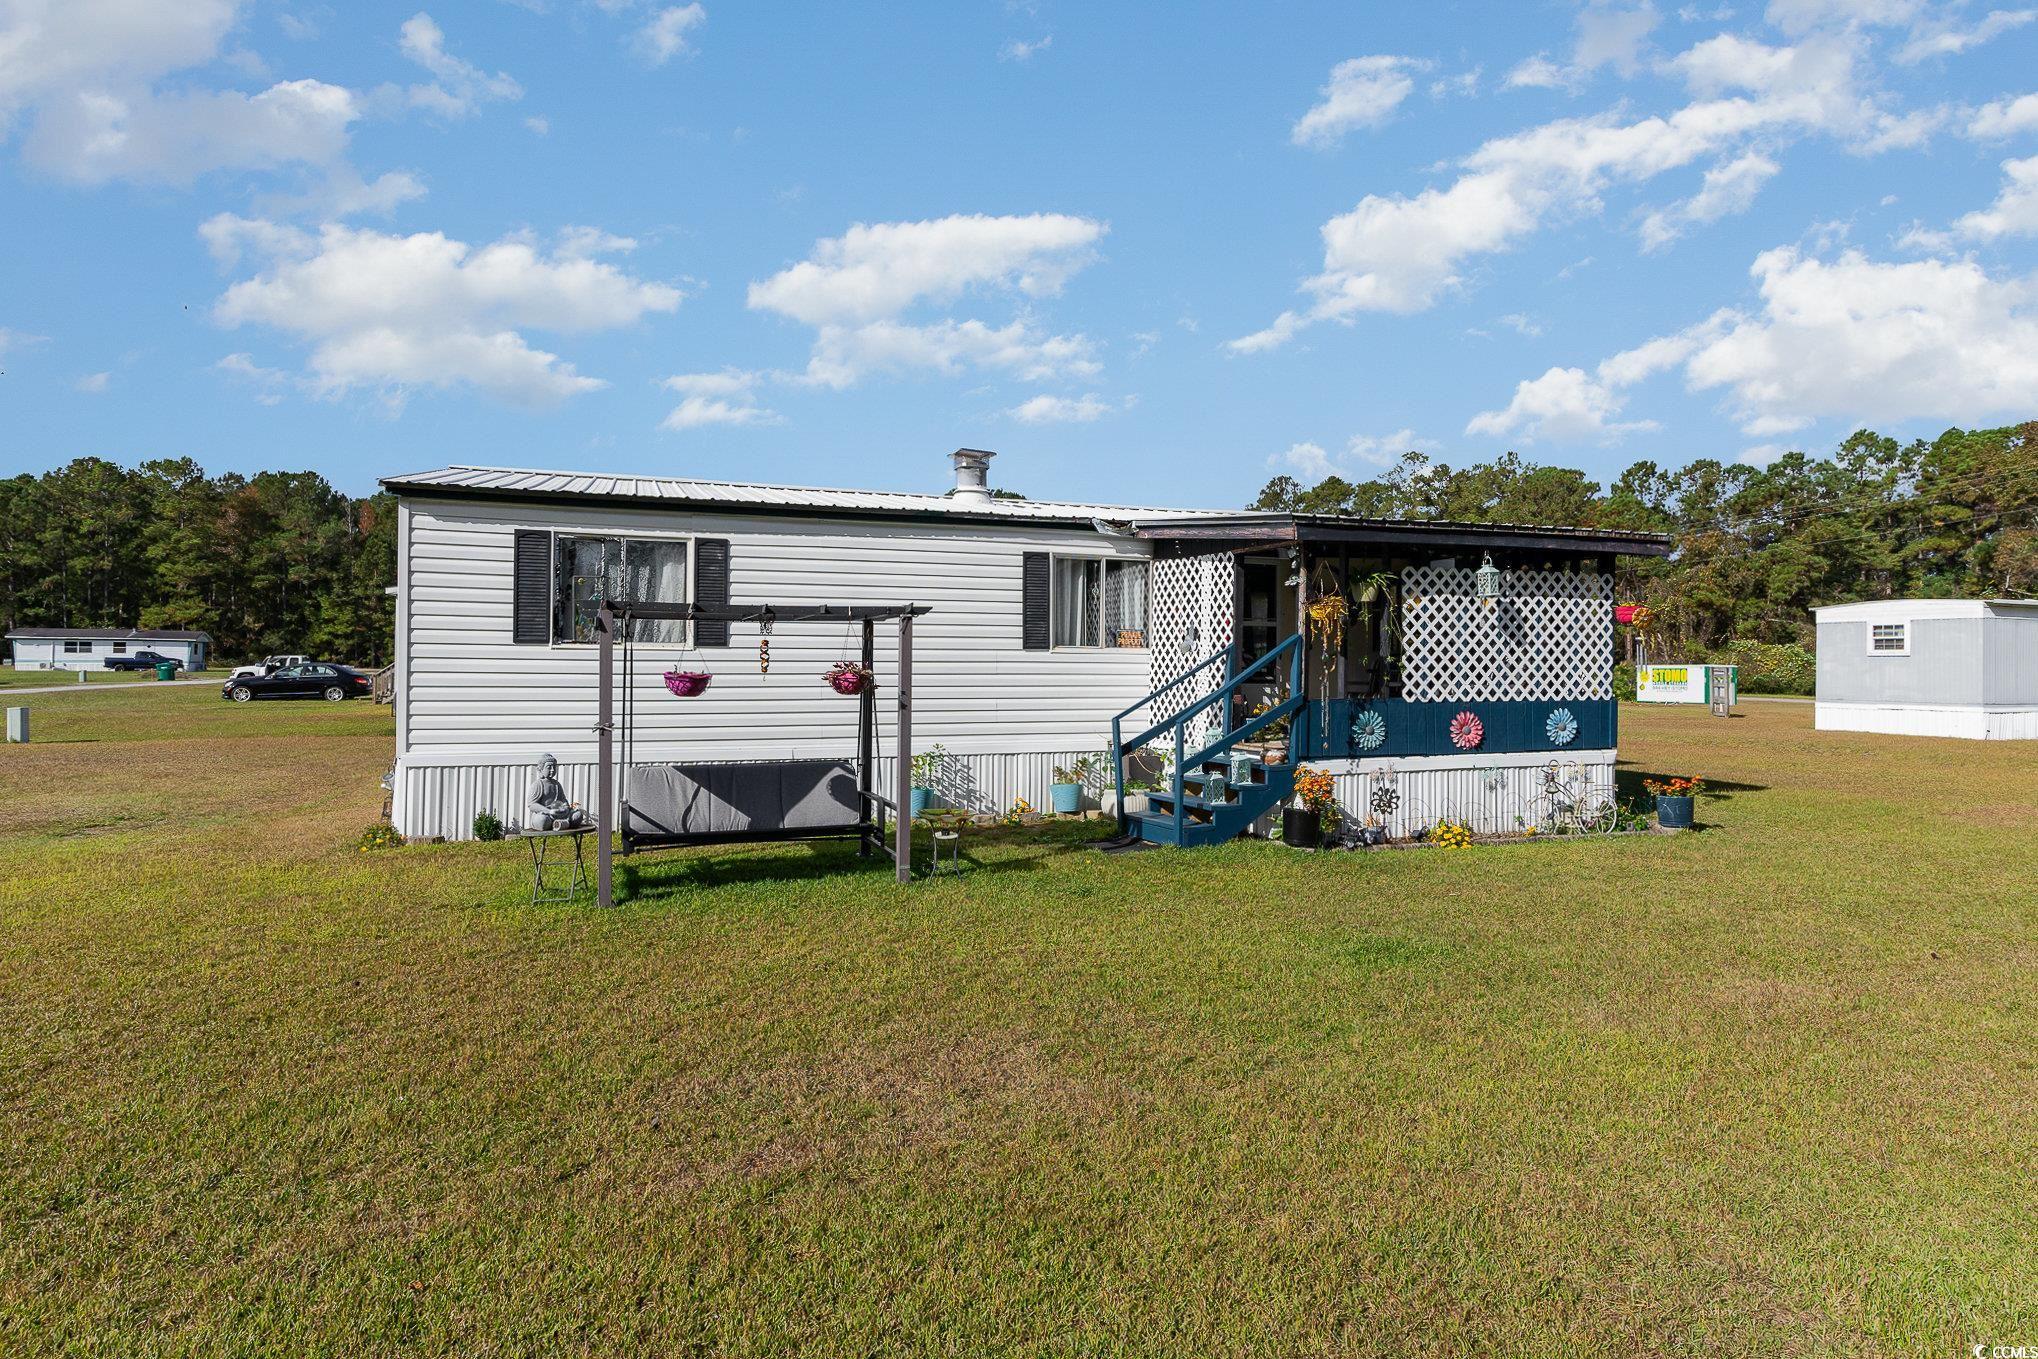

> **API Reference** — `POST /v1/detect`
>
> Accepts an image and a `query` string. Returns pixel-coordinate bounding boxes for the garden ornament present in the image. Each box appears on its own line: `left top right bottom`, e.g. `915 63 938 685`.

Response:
526 753 590 831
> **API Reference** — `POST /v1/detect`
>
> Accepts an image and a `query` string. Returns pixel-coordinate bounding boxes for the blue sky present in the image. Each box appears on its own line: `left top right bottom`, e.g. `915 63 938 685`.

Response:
2 0 2034 507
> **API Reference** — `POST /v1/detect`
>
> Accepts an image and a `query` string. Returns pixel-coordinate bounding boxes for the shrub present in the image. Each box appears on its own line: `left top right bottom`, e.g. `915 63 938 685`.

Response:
1612 662 1638 702
472 811 503 842
1709 639 1815 695
357 824 405 852
910 743 949 789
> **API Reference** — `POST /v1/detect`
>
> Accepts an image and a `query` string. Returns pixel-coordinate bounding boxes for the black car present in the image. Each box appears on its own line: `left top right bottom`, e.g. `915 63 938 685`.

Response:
222 662 372 703
104 650 183 672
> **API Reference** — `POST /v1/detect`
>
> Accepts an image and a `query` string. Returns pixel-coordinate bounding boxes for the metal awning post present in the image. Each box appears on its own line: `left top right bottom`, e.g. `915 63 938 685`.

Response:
596 600 615 909
894 611 913 884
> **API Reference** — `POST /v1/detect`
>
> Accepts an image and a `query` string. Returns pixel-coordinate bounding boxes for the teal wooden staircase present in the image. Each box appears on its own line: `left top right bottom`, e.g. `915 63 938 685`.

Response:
1110 634 1305 848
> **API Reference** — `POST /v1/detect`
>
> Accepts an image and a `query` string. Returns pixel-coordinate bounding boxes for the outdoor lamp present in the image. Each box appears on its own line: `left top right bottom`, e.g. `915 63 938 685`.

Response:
1476 552 1503 602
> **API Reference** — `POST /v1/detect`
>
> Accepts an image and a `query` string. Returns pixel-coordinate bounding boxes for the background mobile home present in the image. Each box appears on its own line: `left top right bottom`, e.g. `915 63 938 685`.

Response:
6 627 211 671
1815 599 2038 739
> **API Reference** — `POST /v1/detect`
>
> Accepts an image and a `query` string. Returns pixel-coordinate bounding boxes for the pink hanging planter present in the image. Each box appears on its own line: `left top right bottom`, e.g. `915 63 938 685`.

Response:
663 669 713 697
823 660 877 696
1449 710 1484 750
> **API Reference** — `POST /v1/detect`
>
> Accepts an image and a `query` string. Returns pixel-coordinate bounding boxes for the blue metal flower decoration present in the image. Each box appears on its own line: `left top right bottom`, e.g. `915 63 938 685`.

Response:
1351 708 1387 751
1546 707 1579 746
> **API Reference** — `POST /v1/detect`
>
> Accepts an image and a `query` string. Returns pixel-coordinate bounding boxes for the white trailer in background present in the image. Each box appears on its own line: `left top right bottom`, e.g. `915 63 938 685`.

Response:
1815 599 2038 739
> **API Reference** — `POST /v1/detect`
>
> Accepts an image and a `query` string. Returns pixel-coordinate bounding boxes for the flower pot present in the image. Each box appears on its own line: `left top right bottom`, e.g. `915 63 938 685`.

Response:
910 787 934 818
1101 791 1149 818
1282 805 1321 848
663 669 712 697
1049 782 1082 815
1655 793 1695 830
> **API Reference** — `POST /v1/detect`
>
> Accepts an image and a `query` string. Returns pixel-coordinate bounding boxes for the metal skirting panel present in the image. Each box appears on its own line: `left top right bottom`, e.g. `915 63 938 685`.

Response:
1814 702 2038 740
1318 752 1618 838
392 748 1107 840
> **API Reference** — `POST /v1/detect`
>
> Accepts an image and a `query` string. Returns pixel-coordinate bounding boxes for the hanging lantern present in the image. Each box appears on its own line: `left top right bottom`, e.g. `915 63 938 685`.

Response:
1475 552 1503 602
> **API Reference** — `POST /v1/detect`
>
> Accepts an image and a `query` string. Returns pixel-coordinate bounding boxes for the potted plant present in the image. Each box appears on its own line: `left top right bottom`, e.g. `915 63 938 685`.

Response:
1644 775 1703 829
1049 755 1098 815
1283 766 1337 849
822 659 875 696
1103 777 1155 819
909 743 948 818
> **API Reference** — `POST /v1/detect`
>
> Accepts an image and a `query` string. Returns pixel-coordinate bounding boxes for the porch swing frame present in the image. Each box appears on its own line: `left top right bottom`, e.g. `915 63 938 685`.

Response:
594 598 931 907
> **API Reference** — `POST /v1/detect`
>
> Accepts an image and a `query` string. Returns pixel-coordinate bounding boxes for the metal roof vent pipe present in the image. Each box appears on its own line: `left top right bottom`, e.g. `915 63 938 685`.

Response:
950 448 995 504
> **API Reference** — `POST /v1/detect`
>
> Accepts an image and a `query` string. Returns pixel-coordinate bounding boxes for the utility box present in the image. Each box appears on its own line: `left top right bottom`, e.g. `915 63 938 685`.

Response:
5 707 26 743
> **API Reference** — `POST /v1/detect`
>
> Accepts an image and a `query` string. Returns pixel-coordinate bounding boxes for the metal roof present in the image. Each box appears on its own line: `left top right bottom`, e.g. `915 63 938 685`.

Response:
5 627 214 642
379 464 1671 555
381 464 1224 524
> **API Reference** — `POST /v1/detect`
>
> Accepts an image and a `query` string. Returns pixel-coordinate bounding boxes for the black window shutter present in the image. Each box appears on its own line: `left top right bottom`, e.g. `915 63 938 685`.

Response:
512 530 551 644
1021 551 1050 650
694 538 731 646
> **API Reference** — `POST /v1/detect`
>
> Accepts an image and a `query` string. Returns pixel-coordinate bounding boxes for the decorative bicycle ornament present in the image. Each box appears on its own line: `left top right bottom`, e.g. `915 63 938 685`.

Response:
1449 710 1484 750
1351 708 1387 751
1546 706 1579 746
663 669 712 697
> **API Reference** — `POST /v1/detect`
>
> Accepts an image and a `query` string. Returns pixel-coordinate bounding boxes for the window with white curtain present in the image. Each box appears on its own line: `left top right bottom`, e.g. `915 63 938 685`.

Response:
553 534 689 644
1051 556 1148 648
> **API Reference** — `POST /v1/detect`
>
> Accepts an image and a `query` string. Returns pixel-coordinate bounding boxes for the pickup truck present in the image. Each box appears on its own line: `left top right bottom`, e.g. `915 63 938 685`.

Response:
227 654 309 682
102 650 184 672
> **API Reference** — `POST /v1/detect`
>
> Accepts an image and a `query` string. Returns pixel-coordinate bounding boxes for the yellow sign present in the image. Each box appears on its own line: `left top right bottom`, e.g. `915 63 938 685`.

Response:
1647 667 1688 684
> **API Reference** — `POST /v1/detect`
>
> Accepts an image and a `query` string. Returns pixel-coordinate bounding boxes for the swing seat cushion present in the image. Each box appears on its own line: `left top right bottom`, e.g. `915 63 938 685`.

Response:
623 760 862 842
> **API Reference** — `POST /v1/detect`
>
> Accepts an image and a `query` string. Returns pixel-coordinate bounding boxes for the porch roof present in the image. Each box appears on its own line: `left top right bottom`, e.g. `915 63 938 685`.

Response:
1126 511 1673 558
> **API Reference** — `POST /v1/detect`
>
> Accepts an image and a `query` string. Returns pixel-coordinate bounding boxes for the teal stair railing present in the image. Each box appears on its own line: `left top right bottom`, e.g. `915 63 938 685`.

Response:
1109 634 1306 841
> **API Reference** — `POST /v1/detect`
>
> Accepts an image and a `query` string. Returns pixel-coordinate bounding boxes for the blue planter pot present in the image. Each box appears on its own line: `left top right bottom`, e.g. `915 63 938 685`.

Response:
1049 782 1082 815
1655 794 1695 829
909 787 933 818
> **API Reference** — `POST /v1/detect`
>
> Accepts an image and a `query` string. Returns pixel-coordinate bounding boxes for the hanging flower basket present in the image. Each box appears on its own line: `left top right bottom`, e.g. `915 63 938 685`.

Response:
823 660 876 696
1449 710 1484 751
663 669 713 697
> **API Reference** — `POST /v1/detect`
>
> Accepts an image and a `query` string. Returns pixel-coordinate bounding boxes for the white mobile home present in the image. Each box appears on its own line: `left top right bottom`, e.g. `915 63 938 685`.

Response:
381 451 1669 842
5 627 212 671
1814 599 2038 739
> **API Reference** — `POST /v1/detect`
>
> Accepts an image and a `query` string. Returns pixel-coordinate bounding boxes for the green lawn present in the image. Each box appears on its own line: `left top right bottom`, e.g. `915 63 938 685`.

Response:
0 665 203 688
3 688 2035 1356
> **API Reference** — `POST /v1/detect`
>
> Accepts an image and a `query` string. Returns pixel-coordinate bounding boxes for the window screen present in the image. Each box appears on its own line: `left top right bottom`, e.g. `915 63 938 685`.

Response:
554 536 689 644
1051 558 1148 647
1870 622 1907 653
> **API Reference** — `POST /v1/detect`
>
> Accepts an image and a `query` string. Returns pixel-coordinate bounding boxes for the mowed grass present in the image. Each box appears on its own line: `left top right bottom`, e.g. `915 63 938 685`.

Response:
2 689 2036 1357
0 665 196 688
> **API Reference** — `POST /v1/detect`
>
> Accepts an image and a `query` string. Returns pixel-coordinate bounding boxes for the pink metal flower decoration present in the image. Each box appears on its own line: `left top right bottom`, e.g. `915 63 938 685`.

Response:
1449 710 1484 750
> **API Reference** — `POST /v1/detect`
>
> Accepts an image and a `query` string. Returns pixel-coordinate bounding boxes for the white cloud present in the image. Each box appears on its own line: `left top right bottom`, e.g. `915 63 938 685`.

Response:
205 215 682 406
1467 365 1657 442
74 370 110 393
1895 8 2035 63
399 12 521 118
749 213 1107 387
1000 35 1052 61
1737 443 1789 466
1481 245 2038 442
1005 392 1115 423
215 351 291 403
635 4 705 65
1234 28 1903 350
660 395 773 429
1505 2 1660 90
1763 0 1921 34
1638 149 1780 249
1272 441 1336 479
524 115 550 135
1951 155 2038 238
0 0 244 115
1497 312 1543 336
1969 93 2038 140
1291 56 1429 147
1345 428 1425 466
24 78 359 186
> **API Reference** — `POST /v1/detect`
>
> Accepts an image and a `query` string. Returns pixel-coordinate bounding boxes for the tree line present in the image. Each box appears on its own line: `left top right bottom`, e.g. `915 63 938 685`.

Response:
1253 422 2038 687
0 458 396 666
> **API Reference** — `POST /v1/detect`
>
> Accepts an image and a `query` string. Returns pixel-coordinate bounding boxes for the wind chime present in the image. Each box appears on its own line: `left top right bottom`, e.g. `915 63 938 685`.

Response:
757 606 774 676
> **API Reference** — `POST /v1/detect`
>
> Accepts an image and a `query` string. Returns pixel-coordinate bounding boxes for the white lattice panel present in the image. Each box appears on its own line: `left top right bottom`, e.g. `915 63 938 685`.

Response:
1149 552 1235 743
1399 563 1613 701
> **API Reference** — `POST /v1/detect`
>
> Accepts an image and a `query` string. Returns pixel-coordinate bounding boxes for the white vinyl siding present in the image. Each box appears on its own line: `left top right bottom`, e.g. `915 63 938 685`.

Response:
397 499 1155 768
